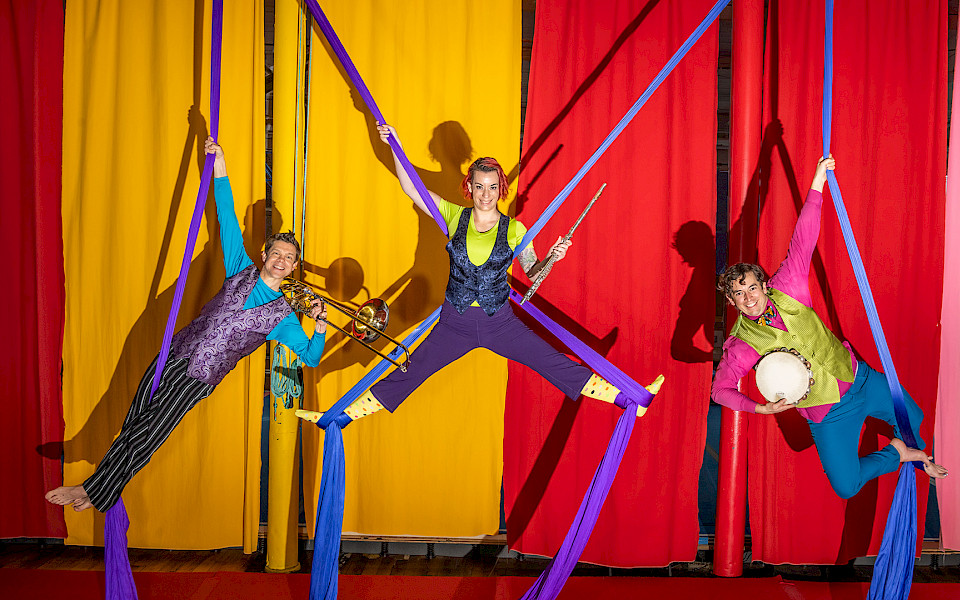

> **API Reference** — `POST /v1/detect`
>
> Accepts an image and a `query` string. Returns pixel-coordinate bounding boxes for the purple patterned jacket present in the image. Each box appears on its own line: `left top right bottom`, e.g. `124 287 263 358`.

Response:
170 265 292 385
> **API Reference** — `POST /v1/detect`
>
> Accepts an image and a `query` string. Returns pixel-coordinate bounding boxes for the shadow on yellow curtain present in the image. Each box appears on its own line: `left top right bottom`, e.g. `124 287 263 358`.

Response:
61 0 265 550
295 0 521 536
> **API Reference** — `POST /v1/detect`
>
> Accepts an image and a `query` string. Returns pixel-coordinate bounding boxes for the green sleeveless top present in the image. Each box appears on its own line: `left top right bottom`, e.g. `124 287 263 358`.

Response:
729 288 855 408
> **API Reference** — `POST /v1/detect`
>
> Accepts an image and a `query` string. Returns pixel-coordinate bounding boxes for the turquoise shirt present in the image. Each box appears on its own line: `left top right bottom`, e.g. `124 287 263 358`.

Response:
214 176 324 367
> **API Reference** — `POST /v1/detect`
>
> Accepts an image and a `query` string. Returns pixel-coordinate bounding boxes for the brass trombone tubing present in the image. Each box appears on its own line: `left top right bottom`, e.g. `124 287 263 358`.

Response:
280 279 411 372
320 318 410 373
319 297 411 372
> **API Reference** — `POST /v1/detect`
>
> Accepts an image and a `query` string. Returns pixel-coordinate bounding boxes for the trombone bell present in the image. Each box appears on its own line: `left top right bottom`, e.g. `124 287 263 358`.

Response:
279 278 410 371
352 298 389 342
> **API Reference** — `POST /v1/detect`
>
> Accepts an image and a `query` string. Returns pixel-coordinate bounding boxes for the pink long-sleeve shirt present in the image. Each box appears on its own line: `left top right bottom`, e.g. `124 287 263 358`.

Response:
711 189 857 423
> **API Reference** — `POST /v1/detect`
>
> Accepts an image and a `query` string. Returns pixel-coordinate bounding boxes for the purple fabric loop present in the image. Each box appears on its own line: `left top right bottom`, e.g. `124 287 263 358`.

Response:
107 2 224 599
510 290 654 409
509 289 655 600
301 0 448 236
294 3 701 597
150 0 224 397
520 407 637 600
104 499 138 600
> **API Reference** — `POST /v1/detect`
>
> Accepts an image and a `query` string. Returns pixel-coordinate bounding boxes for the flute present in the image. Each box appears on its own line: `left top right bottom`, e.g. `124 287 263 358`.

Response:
520 183 606 304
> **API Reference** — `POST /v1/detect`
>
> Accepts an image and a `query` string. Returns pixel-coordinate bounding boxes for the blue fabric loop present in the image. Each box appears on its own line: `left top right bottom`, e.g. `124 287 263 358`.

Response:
822 3 920 599
302 2 730 597
821 0 917 451
514 0 731 258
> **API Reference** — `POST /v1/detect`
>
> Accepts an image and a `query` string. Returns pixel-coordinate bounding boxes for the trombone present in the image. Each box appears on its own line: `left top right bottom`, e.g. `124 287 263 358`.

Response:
279 279 411 372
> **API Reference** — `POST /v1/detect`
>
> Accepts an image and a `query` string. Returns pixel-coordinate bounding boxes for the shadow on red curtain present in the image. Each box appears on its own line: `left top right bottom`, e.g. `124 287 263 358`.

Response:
745 0 946 564
503 0 719 567
0 0 67 538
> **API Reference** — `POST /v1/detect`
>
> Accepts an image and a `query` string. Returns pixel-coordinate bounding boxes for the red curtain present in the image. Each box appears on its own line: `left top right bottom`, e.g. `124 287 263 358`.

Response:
746 0 946 563
0 0 66 538
504 0 719 566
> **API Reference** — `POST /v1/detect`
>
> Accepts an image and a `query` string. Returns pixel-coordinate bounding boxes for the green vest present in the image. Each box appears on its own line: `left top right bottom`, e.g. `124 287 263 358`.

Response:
729 288 855 409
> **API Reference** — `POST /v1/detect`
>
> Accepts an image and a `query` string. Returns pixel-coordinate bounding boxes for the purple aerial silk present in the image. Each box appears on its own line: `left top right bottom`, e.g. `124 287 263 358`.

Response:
150 0 223 398
104 498 138 600
105 2 224 599
300 0 448 236
520 408 637 600
509 289 655 600
298 1 740 598
822 2 918 597
509 290 654 412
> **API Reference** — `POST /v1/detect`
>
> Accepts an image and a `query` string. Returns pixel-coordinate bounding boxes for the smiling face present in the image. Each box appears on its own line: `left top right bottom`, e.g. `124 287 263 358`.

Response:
469 170 501 212
726 271 769 318
261 240 300 281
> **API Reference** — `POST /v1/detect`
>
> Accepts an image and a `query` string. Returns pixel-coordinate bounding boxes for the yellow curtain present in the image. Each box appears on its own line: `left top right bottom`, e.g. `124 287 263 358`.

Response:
62 0 265 550
296 0 520 535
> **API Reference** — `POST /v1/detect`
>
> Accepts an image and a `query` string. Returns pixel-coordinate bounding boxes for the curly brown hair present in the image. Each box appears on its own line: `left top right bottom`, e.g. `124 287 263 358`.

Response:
717 263 768 298
264 231 301 261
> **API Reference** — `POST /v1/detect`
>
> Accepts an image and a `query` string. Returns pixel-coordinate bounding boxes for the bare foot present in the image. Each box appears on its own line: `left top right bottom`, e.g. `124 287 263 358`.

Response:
890 438 948 479
72 498 95 512
295 409 323 424
45 485 90 506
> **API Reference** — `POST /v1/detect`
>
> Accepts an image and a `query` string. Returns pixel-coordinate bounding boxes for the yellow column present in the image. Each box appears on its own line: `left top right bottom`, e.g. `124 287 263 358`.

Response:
266 344 305 572
265 0 308 573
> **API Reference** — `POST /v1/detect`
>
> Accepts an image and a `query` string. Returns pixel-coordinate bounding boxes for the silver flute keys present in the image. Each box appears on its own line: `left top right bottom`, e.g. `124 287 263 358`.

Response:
521 183 606 304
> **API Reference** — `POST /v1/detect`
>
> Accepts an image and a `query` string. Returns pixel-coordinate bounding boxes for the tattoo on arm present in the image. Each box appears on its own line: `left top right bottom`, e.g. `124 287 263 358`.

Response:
519 247 538 276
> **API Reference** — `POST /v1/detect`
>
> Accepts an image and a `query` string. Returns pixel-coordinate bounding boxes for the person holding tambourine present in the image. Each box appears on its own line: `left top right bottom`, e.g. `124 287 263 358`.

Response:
711 156 947 499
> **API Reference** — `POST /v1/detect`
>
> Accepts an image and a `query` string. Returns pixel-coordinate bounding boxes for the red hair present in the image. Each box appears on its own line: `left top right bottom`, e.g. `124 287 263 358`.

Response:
461 157 509 200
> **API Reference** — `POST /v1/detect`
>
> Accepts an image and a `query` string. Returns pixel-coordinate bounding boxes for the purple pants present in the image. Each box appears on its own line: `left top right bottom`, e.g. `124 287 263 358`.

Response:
371 300 593 412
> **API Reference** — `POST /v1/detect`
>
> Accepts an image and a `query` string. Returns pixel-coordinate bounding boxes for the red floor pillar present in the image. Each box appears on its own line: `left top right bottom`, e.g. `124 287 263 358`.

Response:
714 0 764 578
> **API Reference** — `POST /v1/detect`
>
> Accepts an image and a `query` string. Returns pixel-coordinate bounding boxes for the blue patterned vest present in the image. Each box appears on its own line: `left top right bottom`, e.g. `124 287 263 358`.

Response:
170 265 293 385
445 208 513 316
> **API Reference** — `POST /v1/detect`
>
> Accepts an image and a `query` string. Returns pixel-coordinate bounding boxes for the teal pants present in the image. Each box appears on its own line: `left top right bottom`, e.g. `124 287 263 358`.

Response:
808 363 925 499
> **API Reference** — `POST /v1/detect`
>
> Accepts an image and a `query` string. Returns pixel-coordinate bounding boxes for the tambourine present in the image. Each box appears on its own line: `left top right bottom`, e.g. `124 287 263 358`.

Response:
754 348 815 405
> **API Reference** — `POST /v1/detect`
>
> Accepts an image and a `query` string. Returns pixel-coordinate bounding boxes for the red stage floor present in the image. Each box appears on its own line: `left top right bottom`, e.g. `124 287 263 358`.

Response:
3 570 960 600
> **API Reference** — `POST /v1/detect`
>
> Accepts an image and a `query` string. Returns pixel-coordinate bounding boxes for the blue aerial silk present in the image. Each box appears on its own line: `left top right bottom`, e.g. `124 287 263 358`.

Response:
822 3 920 598
301 1 727 597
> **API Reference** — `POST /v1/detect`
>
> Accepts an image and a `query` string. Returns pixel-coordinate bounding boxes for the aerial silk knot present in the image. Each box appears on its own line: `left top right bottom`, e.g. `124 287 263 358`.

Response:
317 412 352 430
302 0 726 596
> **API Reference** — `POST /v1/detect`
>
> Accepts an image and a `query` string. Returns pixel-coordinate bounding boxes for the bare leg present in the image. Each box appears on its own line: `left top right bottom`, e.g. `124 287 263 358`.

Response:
890 438 949 479
45 485 95 512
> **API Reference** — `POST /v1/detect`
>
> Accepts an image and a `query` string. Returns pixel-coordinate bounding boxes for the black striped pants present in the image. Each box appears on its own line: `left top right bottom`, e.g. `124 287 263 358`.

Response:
83 356 215 511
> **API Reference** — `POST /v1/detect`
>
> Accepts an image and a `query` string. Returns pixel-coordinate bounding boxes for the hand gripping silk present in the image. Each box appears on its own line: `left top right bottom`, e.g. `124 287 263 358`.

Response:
105 2 224 599
301 1 728 598
821 2 920 598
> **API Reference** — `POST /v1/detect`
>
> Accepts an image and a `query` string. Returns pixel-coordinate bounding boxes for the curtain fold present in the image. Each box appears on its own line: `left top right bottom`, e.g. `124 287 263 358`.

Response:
0 0 67 539
504 0 719 566
300 0 521 536
61 0 266 549
747 0 946 563
936 0 960 550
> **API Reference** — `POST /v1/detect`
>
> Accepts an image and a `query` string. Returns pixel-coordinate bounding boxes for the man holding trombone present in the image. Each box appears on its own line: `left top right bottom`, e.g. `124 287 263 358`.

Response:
46 137 327 513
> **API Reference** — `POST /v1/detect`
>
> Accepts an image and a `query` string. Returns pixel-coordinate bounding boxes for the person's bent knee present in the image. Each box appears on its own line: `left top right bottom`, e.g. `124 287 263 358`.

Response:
828 477 862 500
